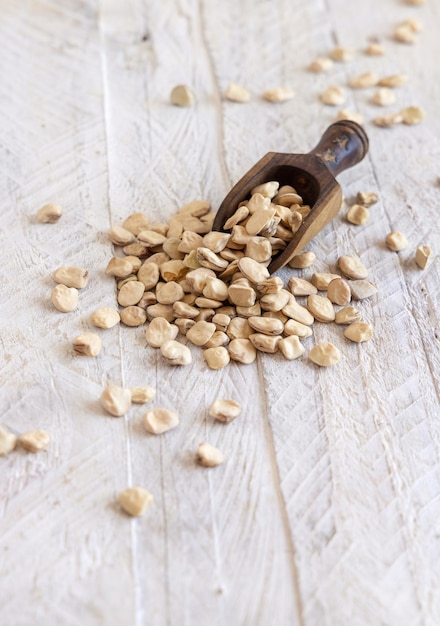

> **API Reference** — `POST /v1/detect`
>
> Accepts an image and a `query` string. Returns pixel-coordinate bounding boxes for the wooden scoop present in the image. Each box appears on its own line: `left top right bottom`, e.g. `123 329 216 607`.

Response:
212 120 369 273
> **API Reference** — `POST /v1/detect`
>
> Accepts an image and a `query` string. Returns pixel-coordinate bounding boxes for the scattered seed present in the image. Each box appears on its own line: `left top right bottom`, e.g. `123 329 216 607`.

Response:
118 281 145 307
307 294 335 322
372 87 396 106
283 319 313 338
373 112 403 128
385 231 409 251
344 321 374 343
170 85 195 107
53 266 89 289
204 346 230 369
415 245 431 269
224 82 250 102
122 213 150 236
309 342 341 366
401 106 425 125
338 255 369 280
378 74 408 88
347 204 370 225
279 335 305 360
106 257 134 278
196 443 224 467
186 320 216 346
118 487 154 517
37 203 62 223
335 306 362 325
349 71 379 89
288 251 316 268
101 384 132 417
19 430 51 452
143 407 179 434
356 191 378 207
248 316 284 335
130 387 155 403
228 338 257 364
330 46 354 62
160 340 192 365
72 333 102 356
309 57 334 72
288 277 317 296
327 278 351 305
120 306 147 326
145 317 178 348
394 23 417 44
51 285 78 312
320 85 347 106
262 87 294 102
365 42 385 56
209 399 241 423
0 426 17 456
349 280 378 300
90 307 120 329
109 225 136 246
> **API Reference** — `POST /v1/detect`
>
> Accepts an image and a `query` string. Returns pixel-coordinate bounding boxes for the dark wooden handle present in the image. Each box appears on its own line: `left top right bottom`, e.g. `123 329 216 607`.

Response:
309 120 369 177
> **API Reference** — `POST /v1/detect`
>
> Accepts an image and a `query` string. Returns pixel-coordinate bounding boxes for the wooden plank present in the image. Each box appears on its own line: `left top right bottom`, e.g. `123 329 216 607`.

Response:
0 1 135 623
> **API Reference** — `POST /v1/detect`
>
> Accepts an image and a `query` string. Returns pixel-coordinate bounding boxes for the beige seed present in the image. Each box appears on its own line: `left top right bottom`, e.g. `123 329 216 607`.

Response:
0 426 17 456
205 331 229 349
288 277 317 296
347 204 370 225
137 230 167 247
245 237 272 263
105 257 133 278
174 318 195 335
90 307 120 329
118 281 145 306
143 407 179 434
138 291 157 309
405 0 425 4
160 260 188 282
53 266 89 289
194 297 222 310
204 346 230 369
101 384 132 417
309 56 334 72
327 278 351 306
307 294 335 322
224 82 250 102
228 283 257 307
394 24 417 44
338 255 368 280
160 340 192 365
120 306 147 326
212 313 231 332
385 231 408 251
247 193 271 214
402 17 423 32
209 399 241 423
401 106 425 125
245 208 277 236
19 430 51 452
186 268 217 294
365 42 385 56
256 277 284 295
262 87 294 102
349 280 378 301
288 251 316 269
178 200 211 217
344 321 374 343
282 297 314 325
224 206 250 230
249 333 280 353
203 231 230 253
156 281 184 305
122 212 149 236
373 113 403 128
273 192 303 207
330 46 354 62
173 301 199 319
186 321 216 346
372 87 396 106
37 203 62 223
170 84 195 107
248 316 284 335
260 289 290 312
309 342 341 366
117 487 154 517
238 257 270 283
145 317 179 348
51 285 78 312
72 333 102 356
109 225 136 246
356 192 378 207
349 71 379 89
311 273 340 290
137 262 160 290
283 319 313 339
228 338 257 364
378 74 408 88
251 181 279 198
227 317 253 340
415 245 431 269
130 387 155 404
337 109 364 125
178 231 204 253
196 247 228 271
320 86 346 106
203 277 228 301
236 303 261 318
123 256 142 272
279 336 306 360
162 238 185 260
196 443 224 467
335 306 362 325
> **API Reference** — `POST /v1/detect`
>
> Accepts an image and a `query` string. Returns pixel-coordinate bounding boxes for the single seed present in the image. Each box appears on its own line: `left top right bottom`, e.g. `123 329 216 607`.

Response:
53 266 89 289
123 256 142 272
327 278 351 305
373 113 403 128
256 277 284 295
238 257 270 283
196 247 229 271
251 181 279 198
394 23 417 44
385 231 408 251
337 109 364 125
145 317 178 348
228 283 257 307
196 443 224 467
209 399 241 423
349 280 378 300
274 192 303 206
0 426 17 456
72 333 102 356
344 321 374 343
279 336 305 360
309 57 334 72
101 384 132 417
224 206 250 230
320 86 347 106
288 277 317 296
203 231 230 253
260 289 290 312
186 321 216 346
170 84 195 107
178 200 211 217
90 307 120 329
156 281 184 305
51 285 78 312
137 230 167 247
160 340 192 365
282 297 314 325
330 46 354 62
203 277 228 301
283 319 313 338
349 71 379 89
309 342 341 366
19 430 51 452
130 387 155 404
137 262 160 290
245 208 277 236
311 273 340 290
224 83 250 102
118 281 145 306
175 318 195 335
205 331 229 349
120 306 147 326
204 346 230 369
249 333 281 353
378 74 408 88
365 42 385 56
356 192 378 206
122 212 149 236
307 294 335 322
37 203 62 223
105 257 133 278
288 251 316 268
262 87 294 102
143 407 179 434
335 306 362 324
117 487 154 517
248 316 284 335
347 204 370 225
338 255 369 280
401 106 425 125
227 317 253 340
415 245 431 269
109 225 136 246
228 338 257 364
372 87 396 106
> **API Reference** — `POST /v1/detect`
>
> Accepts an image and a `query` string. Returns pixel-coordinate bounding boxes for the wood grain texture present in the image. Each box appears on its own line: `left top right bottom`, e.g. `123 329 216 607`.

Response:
0 0 439 625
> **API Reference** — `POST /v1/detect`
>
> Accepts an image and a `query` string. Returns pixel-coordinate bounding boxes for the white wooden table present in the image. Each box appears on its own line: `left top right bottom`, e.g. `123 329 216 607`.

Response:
1 0 439 624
